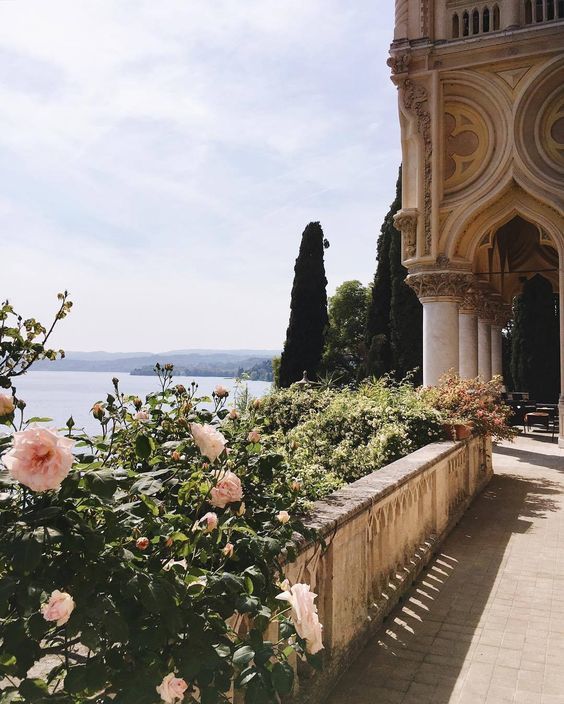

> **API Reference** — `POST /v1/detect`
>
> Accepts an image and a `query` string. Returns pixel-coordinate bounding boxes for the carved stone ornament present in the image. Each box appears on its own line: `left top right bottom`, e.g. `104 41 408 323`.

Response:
406 272 473 301
402 80 432 254
459 288 482 314
387 52 410 75
393 208 418 259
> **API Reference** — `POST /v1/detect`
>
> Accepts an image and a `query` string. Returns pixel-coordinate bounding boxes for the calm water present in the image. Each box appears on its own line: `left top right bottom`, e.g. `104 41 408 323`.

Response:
10 371 272 434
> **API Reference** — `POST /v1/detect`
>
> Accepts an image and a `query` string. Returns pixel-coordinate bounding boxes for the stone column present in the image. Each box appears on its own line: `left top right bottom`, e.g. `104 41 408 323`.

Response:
490 325 503 378
559 266 564 448
406 272 472 386
478 319 492 380
459 291 479 378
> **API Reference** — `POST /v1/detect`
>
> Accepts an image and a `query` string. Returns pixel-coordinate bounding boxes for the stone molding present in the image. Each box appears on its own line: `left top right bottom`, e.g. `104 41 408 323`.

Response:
402 79 432 255
393 208 418 259
459 289 482 314
387 52 410 76
406 271 473 301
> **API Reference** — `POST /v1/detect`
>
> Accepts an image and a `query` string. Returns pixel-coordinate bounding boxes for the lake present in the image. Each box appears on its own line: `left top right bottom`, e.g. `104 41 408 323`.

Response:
10 371 272 434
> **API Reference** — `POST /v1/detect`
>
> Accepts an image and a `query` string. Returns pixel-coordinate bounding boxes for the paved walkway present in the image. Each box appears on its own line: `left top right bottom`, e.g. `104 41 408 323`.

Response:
328 435 564 704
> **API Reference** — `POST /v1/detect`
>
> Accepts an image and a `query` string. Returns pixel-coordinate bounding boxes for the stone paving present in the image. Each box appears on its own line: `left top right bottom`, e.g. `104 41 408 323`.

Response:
327 434 564 704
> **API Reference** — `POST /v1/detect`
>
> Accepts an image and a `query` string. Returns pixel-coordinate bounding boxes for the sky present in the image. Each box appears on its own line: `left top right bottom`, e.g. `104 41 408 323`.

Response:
0 1 400 352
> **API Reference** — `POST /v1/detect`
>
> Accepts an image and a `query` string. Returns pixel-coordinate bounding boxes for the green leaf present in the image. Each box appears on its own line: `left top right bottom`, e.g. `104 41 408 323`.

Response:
26 417 53 423
89 470 117 498
233 645 255 668
103 612 129 644
64 667 87 694
135 434 152 459
26 613 49 640
12 535 42 574
18 678 48 701
140 493 159 516
0 577 15 616
271 661 294 694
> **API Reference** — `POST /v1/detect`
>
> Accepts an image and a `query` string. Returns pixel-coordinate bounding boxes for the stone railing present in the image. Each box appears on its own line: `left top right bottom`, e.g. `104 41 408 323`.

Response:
283 435 493 703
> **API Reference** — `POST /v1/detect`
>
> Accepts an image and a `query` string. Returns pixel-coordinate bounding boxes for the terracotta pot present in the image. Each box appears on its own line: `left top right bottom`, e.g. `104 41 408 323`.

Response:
442 422 473 440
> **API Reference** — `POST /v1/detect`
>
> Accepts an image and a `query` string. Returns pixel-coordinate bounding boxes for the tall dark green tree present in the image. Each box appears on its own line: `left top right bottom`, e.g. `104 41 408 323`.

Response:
279 222 329 387
364 167 422 380
510 274 560 401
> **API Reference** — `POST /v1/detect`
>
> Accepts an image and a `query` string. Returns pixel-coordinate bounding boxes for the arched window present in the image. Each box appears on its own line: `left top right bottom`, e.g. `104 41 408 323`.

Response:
483 7 491 30
524 0 533 22
452 13 460 37
547 0 555 18
493 4 500 28
472 8 480 32
463 10 470 35
535 0 544 20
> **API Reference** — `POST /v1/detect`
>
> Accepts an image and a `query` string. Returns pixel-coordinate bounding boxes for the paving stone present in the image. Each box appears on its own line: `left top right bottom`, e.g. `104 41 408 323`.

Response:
326 436 564 704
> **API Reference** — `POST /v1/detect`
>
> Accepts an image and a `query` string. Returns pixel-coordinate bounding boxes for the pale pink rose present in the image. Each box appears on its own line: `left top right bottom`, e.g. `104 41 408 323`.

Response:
222 542 234 558
214 385 229 398
156 673 188 704
0 393 15 416
136 537 150 550
4 427 74 492
190 423 227 462
163 558 188 572
210 470 243 508
41 590 75 626
276 583 324 654
278 579 290 591
133 410 150 421
228 408 239 420
276 510 290 524
247 429 261 443
198 512 218 532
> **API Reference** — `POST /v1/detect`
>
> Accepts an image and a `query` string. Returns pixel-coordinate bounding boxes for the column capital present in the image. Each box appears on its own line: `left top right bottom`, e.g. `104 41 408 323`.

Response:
459 288 482 315
406 271 473 303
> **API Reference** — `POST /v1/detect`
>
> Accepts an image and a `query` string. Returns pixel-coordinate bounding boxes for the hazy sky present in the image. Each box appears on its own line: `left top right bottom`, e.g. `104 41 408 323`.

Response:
1 1 400 352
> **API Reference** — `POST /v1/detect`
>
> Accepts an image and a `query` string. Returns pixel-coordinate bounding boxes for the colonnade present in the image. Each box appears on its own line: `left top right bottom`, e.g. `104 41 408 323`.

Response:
406 271 510 386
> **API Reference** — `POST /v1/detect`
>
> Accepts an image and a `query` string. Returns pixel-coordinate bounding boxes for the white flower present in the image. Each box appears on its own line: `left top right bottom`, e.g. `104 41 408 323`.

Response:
276 583 323 654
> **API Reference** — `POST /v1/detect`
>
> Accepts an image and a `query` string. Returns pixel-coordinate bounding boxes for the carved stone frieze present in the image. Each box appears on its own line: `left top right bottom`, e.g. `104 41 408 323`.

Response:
405 271 473 301
393 208 418 259
403 80 432 254
459 288 482 314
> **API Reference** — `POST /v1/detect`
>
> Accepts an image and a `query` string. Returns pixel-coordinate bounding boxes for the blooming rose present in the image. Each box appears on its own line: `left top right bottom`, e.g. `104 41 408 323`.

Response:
156 673 188 703
0 393 15 417
190 423 227 462
4 427 74 492
228 408 239 420
134 410 150 421
41 590 75 626
276 583 324 654
247 429 261 443
222 542 234 558
136 537 150 550
277 510 290 524
199 512 218 532
214 385 229 398
210 470 243 508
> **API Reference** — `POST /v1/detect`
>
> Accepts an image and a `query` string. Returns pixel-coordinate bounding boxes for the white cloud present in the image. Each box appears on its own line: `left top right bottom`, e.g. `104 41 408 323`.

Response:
0 0 400 351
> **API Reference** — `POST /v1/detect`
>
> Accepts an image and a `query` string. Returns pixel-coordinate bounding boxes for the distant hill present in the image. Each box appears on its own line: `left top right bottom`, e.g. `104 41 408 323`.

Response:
33 349 278 381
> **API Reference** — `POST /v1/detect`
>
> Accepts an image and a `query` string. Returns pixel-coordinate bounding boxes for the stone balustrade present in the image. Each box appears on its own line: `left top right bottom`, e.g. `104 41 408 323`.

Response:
281 435 493 703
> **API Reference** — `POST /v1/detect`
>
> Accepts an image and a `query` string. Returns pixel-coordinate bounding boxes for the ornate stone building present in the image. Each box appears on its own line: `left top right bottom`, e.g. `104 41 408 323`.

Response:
389 0 564 444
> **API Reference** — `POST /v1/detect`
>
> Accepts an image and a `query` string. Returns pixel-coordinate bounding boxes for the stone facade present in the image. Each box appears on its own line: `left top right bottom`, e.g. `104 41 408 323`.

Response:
389 0 564 445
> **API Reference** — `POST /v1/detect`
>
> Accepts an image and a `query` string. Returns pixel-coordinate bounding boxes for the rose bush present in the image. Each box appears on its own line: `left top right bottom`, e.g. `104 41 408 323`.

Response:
0 298 322 704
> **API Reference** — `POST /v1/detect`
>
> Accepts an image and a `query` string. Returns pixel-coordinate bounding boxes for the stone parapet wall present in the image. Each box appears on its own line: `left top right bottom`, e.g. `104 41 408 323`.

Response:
285 435 493 703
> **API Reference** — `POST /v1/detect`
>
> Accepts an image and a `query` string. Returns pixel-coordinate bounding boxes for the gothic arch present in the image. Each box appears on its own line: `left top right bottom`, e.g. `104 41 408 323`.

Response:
445 181 564 263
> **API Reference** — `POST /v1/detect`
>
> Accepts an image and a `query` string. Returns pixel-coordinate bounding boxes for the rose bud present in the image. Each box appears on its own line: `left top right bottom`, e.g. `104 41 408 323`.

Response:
214 385 229 398
165 536 173 548
252 398 262 410
175 384 186 395
0 394 15 417
236 502 246 516
277 510 290 524
136 537 150 550
199 512 218 532
222 542 234 558
133 397 143 410
247 429 261 443
291 480 302 492
171 450 181 461
92 403 104 420
228 408 239 420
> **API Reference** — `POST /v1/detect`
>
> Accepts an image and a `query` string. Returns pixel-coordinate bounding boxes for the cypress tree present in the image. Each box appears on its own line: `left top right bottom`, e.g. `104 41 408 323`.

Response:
389 217 423 382
279 222 329 388
364 166 423 380
510 274 560 401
